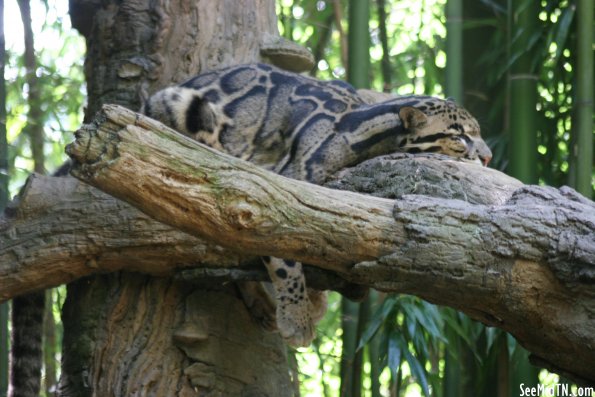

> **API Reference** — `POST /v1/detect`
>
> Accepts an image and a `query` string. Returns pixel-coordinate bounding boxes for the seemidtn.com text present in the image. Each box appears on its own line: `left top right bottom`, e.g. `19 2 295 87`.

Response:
519 383 594 397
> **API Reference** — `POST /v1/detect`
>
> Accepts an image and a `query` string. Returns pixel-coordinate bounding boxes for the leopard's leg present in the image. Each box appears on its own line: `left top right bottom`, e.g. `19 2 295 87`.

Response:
236 281 277 332
262 256 316 347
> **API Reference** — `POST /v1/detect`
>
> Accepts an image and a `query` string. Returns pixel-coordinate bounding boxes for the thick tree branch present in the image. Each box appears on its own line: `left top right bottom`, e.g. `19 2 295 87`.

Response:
2 104 594 382
0 173 244 300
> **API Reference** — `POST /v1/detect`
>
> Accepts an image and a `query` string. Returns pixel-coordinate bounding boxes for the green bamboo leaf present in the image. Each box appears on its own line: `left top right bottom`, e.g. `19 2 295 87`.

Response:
356 297 395 351
462 18 499 29
494 51 523 80
552 6 575 65
415 307 442 341
479 0 507 14
527 30 542 51
517 0 534 15
406 312 418 337
410 326 429 359
404 348 430 397
442 312 482 363
387 330 403 376
484 326 499 353
409 304 446 342
507 333 518 357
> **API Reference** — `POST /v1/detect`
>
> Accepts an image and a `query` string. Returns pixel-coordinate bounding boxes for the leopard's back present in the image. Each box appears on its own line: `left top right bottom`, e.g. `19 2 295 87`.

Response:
143 63 365 174
143 63 492 183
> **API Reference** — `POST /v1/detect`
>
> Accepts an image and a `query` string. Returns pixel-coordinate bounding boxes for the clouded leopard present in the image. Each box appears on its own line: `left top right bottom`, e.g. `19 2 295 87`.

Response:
142 62 492 346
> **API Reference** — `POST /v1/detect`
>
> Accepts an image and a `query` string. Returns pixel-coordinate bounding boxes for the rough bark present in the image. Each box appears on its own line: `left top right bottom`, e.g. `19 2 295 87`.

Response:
58 273 291 396
46 103 594 383
0 173 240 300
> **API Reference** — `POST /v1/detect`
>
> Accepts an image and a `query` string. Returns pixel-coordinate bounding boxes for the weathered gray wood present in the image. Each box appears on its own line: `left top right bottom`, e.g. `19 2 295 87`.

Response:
0 174 242 301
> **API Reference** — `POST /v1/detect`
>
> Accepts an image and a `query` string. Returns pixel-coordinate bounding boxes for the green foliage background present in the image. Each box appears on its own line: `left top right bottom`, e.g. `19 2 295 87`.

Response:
1 0 593 396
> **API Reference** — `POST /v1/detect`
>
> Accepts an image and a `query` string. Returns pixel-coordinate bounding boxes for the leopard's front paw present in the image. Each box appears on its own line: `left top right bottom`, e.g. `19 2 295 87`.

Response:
276 300 315 347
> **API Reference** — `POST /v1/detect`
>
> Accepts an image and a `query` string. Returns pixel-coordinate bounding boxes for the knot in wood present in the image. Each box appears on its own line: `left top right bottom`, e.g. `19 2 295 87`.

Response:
226 201 260 230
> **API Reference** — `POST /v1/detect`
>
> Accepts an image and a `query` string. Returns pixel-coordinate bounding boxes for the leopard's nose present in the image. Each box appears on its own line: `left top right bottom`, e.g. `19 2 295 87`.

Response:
480 155 492 167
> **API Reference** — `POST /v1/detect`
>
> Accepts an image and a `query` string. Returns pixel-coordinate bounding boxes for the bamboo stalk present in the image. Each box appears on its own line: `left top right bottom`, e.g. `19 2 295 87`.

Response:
340 299 359 397
346 0 370 89
17 0 45 174
508 0 539 184
574 0 594 198
343 2 371 394
446 0 464 103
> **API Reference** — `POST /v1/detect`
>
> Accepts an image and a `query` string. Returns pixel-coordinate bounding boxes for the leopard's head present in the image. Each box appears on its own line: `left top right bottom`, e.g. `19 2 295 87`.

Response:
397 98 492 166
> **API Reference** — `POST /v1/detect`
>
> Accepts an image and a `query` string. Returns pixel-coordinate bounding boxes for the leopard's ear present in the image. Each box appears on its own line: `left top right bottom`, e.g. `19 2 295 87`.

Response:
399 107 428 130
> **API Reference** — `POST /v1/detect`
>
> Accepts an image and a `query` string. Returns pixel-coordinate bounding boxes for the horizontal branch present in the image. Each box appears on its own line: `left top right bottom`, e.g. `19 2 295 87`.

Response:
0 174 242 299
2 104 594 382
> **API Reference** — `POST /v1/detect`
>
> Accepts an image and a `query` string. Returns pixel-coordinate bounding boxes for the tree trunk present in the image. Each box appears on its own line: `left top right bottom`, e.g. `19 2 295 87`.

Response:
57 0 312 394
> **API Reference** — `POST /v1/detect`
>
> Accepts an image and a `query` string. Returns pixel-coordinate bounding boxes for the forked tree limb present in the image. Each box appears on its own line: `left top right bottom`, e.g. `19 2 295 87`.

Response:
1 104 594 382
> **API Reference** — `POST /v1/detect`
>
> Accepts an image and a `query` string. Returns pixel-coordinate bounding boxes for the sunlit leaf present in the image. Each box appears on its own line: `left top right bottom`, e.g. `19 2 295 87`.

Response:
551 5 575 65
403 348 430 397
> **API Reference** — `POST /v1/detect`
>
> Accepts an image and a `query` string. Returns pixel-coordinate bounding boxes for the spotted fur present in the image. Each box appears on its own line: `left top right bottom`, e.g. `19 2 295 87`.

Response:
143 63 492 346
